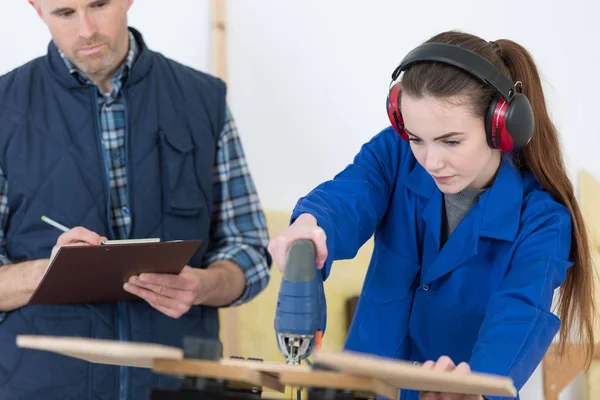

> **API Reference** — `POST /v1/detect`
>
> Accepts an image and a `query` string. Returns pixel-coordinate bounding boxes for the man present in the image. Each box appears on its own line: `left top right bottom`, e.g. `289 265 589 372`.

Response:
0 1 271 399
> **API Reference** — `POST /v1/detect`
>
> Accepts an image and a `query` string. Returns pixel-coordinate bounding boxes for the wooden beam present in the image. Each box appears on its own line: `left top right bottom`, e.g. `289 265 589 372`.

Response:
542 343 600 400
210 0 228 81
18 335 528 397
220 358 311 374
16 335 183 369
153 358 286 393
371 378 401 400
313 349 517 398
210 0 240 359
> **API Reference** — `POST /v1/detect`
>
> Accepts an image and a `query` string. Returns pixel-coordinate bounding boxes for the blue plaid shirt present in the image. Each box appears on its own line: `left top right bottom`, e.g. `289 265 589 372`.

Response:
0 32 270 306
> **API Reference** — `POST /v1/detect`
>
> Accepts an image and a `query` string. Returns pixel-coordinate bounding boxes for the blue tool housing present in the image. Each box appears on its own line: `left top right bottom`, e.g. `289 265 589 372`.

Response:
274 239 327 359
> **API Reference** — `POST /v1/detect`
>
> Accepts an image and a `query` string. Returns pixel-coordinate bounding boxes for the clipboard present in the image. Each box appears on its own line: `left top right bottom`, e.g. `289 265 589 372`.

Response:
28 239 202 305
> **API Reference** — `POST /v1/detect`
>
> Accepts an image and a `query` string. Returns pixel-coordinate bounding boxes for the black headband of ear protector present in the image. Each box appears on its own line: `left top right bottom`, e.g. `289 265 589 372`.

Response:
391 43 517 101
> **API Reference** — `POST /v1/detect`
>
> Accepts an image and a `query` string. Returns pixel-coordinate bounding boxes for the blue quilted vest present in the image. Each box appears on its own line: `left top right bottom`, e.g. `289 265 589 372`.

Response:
0 28 226 400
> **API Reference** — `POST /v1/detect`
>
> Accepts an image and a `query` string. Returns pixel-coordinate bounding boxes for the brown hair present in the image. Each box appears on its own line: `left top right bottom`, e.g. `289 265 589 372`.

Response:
401 31 595 364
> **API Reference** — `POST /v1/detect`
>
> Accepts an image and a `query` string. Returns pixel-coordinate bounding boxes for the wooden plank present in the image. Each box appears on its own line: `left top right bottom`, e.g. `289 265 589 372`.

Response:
16 335 183 368
372 379 401 400
571 170 600 400
16 335 515 397
210 0 239 360
210 0 228 80
313 350 517 397
541 342 600 400
14 335 303 376
153 358 285 393
542 344 586 400
579 170 600 251
585 360 600 400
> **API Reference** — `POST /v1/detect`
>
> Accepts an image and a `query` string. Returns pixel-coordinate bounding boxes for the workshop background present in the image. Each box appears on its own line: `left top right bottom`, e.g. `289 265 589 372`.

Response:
2 1 600 399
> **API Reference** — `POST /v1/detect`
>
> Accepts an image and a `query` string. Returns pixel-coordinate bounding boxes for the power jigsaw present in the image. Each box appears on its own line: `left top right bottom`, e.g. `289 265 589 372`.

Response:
274 239 327 365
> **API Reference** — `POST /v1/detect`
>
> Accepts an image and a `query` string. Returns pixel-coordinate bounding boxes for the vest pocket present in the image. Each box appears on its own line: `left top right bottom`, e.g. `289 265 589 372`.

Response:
159 128 207 217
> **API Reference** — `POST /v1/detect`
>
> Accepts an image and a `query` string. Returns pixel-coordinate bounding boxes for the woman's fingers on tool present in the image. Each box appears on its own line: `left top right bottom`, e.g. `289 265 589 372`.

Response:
56 226 105 247
268 216 328 272
268 236 290 273
311 227 328 269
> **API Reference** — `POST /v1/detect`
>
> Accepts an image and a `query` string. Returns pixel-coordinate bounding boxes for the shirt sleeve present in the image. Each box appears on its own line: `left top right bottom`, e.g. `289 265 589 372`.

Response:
201 106 271 306
290 127 405 279
468 202 573 399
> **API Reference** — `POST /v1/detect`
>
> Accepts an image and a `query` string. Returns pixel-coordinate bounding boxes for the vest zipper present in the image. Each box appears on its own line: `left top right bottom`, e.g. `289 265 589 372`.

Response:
119 91 132 400
91 87 130 400
122 93 132 240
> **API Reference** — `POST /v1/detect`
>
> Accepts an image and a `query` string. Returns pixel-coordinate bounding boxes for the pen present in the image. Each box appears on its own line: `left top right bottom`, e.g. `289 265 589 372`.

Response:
41 215 70 232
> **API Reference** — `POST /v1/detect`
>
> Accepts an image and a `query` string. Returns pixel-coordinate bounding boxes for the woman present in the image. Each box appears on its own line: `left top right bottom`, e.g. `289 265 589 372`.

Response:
268 31 595 400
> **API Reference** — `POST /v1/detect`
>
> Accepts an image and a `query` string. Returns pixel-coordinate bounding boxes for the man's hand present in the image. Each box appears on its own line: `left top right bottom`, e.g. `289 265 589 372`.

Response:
124 260 246 318
123 266 202 319
55 226 107 248
419 356 484 400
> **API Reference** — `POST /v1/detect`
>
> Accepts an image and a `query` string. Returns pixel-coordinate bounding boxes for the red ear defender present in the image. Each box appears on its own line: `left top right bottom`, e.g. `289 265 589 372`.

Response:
386 81 409 141
485 85 534 152
486 96 512 151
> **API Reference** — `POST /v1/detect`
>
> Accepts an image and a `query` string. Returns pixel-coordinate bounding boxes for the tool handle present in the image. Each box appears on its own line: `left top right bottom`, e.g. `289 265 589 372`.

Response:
282 239 318 283
275 239 327 336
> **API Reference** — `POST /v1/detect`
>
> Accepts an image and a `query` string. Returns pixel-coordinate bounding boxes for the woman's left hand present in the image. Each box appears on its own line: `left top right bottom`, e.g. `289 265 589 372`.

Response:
419 356 484 400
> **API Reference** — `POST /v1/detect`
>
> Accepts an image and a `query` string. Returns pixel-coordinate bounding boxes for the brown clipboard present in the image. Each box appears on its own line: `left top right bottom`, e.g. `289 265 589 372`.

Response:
28 239 202 305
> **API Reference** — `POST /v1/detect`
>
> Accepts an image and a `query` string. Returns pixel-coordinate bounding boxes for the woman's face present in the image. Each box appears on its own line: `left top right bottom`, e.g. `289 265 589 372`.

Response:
401 94 502 193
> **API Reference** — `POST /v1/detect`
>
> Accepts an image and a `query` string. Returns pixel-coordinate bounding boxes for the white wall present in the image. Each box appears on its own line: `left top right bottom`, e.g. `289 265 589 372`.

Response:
0 0 210 74
2 1 598 399
227 0 600 212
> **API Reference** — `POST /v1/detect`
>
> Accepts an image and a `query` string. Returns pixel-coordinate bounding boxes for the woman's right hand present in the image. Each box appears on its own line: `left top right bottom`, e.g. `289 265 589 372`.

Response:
268 213 328 272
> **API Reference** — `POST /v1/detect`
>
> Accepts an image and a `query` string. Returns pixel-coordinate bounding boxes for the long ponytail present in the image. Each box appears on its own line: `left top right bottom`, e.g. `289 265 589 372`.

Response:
497 39 596 364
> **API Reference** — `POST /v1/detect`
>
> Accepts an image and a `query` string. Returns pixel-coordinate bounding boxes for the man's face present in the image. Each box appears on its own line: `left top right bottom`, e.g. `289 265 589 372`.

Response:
30 0 134 77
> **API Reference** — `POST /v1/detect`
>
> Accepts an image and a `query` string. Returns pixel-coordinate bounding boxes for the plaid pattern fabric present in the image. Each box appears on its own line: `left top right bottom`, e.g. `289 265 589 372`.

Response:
60 31 138 239
0 33 270 305
203 107 271 305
